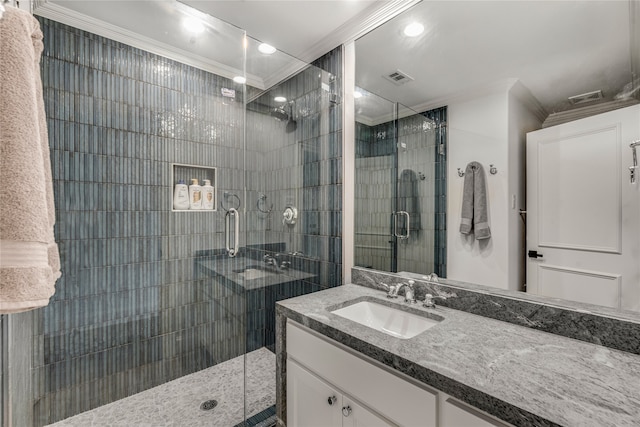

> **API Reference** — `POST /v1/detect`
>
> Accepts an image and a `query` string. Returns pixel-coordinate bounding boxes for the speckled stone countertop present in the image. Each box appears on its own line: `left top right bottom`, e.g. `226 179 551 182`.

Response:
275 284 640 427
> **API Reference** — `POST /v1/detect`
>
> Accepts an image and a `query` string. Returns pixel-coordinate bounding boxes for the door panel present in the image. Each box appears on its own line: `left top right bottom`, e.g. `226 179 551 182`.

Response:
537 126 621 252
287 359 342 427
526 105 640 311
538 265 621 308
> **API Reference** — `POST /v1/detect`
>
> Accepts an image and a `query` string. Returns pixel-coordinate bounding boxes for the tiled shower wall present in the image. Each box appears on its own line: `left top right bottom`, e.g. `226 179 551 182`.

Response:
244 50 343 351
34 17 247 425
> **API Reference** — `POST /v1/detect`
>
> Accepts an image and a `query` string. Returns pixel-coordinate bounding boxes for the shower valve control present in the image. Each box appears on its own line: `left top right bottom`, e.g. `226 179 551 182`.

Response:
283 206 298 225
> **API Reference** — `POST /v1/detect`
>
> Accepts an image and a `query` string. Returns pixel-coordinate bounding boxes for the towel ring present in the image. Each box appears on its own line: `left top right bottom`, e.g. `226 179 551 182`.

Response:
257 193 273 213
220 191 241 211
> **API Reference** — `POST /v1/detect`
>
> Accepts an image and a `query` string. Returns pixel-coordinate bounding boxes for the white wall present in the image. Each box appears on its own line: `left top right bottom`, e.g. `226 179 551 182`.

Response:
507 83 544 289
447 80 543 290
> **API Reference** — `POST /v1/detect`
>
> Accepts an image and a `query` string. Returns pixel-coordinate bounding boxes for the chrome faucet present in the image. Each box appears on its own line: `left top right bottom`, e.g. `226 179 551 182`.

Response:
397 280 416 304
264 253 290 270
382 281 416 303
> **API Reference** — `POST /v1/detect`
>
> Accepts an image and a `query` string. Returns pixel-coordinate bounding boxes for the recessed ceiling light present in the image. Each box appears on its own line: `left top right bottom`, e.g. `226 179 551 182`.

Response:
258 43 277 54
354 91 363 99
233 76 246 84
403 22 424 37
274 96 287 103
183 16 205 35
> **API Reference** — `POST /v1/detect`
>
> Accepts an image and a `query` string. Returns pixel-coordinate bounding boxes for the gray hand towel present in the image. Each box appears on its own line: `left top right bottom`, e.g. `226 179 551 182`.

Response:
0 6 61 313
459 162 491 240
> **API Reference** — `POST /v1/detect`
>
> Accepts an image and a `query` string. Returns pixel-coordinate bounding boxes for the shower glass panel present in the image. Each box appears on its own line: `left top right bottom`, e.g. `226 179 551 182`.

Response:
2 2 342 425
25 5 251 426
243 38 344 425
355 88 446 276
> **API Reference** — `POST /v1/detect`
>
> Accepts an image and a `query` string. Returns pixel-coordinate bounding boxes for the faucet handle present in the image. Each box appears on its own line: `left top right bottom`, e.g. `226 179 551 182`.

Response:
407 280 415 288
423 294 436 308
381 283 399 298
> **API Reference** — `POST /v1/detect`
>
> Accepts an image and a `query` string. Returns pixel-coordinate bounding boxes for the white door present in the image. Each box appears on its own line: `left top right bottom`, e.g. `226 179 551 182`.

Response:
287 359 342 427
526 104 640 311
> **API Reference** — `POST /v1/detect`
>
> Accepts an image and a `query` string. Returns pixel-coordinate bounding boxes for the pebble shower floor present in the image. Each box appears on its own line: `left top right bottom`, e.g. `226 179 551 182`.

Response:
46 348 275 427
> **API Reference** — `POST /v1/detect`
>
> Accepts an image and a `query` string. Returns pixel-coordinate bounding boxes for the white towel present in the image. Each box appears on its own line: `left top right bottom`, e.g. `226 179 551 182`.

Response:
459 161 491 240
0 6 61 313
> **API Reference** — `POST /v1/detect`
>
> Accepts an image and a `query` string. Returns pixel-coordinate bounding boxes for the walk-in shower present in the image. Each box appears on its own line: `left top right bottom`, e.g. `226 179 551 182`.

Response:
354 88 447 277
0 2 343 425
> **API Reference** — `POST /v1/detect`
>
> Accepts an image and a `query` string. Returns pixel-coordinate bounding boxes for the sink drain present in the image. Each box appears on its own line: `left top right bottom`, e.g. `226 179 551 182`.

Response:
200 400 218 411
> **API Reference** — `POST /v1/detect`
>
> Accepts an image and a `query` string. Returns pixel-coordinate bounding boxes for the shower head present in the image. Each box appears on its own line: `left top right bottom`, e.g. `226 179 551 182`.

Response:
270 107 289 121
285 102 297 133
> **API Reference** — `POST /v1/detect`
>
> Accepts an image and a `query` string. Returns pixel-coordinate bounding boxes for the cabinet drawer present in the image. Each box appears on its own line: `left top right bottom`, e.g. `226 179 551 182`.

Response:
287 320 437 427
441 397 512 427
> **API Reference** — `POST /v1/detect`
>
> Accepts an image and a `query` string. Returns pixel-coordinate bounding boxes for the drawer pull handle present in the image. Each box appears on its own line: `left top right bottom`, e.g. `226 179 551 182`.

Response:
327 396 337 406
342 406 352 417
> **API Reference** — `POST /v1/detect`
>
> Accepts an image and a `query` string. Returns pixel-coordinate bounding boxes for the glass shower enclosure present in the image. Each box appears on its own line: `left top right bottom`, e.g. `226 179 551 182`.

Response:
2 2 342 426
354 89 447 277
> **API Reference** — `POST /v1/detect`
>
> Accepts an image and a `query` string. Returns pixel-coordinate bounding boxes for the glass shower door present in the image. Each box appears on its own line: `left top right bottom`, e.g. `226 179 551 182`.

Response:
354 93 445 276
394 105 439 275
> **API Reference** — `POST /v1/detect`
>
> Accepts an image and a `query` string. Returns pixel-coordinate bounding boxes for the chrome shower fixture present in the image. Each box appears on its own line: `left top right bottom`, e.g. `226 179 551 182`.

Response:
270 106 288 121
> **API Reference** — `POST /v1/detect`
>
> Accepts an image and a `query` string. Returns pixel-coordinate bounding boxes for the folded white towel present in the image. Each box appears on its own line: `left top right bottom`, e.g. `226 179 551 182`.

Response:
0 6 61 313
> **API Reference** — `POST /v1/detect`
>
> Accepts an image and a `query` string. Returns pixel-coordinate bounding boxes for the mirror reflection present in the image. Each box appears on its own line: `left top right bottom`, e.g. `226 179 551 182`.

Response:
354 0 640 313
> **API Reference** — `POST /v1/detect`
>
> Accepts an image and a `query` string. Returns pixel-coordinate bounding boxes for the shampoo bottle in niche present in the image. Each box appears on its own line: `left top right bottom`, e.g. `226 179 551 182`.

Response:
202 179 215 210
173 179 189 210
189 178 202 210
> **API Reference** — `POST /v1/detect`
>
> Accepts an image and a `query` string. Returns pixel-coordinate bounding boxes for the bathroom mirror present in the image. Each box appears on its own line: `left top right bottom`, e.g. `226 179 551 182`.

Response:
354 0 640 313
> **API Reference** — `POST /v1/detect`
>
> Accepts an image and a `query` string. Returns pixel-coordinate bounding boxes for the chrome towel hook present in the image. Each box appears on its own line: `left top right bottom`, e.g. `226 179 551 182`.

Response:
220 191 241 211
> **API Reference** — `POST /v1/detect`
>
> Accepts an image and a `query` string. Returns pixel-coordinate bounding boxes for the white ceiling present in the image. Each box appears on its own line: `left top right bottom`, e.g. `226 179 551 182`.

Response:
37 0 393 89
181 0 385 60
355 0 637 121
35 0 637 119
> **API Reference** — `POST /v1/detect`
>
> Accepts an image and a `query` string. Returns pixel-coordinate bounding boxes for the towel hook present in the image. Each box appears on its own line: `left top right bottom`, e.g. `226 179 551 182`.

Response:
257 193 273 213
489 164 498 175
220 191 241 212
457 168 465 177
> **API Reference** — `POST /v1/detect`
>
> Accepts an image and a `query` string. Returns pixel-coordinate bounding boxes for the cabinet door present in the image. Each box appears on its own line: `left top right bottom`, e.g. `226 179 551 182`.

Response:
287 359 342 427
342 396 394 427
441 397 512 427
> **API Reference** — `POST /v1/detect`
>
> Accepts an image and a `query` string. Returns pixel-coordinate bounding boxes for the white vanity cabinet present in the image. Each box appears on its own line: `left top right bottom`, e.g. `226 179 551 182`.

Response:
286 320 514 427
287 359 390 426
287 320 438 427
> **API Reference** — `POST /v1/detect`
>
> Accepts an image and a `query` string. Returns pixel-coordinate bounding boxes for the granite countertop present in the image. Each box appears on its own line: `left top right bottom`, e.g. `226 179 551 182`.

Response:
276 284 640 427
196 256 317 290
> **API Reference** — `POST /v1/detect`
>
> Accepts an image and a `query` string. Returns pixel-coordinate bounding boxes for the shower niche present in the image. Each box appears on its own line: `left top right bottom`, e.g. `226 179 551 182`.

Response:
171 163 217 212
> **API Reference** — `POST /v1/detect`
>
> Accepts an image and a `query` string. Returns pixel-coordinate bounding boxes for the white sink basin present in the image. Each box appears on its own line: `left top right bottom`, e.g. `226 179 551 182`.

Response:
331 301 441 339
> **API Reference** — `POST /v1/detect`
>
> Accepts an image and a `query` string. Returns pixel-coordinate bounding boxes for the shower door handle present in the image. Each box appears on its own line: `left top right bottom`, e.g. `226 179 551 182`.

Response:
393 211 410 240
226 208 239 257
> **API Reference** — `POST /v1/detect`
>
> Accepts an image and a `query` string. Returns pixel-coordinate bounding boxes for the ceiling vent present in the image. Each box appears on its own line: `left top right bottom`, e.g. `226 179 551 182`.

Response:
568 90 604 105
383 69 414 86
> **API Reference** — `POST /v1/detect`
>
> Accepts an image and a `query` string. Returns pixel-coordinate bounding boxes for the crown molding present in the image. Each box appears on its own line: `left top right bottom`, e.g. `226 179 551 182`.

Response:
293 0 422 64
509 80 548 123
